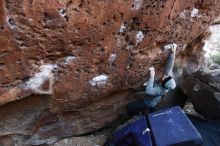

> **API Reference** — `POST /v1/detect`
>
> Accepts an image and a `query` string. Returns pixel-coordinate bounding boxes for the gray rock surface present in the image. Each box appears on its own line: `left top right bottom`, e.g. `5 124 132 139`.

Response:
180 69 220 120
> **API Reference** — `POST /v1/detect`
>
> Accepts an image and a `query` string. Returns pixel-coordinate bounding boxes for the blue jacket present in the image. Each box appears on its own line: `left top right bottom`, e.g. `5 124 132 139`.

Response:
144 76 167 107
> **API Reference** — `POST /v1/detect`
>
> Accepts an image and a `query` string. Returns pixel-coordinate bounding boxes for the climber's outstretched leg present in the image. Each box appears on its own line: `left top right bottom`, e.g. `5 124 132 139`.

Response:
127 99 149 116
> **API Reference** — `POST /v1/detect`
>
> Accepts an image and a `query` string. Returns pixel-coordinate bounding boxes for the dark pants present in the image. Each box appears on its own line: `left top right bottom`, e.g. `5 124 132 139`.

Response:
127 99 150 116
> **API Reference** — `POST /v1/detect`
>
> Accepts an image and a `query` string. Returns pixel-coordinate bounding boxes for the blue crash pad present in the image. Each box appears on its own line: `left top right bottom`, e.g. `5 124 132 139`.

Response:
112 116 152 146
148 106 203 146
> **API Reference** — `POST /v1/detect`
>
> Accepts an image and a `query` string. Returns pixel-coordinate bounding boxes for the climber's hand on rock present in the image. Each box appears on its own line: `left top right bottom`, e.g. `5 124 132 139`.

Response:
149 67 155 77
171 44 177 54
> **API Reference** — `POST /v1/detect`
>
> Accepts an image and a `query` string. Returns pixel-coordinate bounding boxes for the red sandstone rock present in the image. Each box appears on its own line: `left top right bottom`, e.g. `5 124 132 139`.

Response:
0 0 220 145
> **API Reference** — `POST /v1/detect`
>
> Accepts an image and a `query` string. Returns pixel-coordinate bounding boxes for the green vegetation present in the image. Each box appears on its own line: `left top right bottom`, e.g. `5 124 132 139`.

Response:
210 52 220 65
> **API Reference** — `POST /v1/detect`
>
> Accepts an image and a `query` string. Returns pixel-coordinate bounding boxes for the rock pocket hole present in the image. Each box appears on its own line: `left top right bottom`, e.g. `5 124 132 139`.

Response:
131 4 135 8
73 8 80 12
119 12 124 18
102 22 107 26
113 15 117 21
29 0 33 5
43 12 48 20
0 25 3 30
79 3 83 8
0 63 6 69
64 15 69 22
43 12 54 22
7 17 16 28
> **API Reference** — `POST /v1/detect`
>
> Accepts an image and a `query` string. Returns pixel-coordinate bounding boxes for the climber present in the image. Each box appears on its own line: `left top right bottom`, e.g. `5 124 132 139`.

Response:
127 44 177 116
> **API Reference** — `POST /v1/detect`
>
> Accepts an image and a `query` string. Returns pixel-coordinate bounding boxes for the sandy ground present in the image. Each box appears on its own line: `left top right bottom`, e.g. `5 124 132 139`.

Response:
53 129 111 146
183 100 205 119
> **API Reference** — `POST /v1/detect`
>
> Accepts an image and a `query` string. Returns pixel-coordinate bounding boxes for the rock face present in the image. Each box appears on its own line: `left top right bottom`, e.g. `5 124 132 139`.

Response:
0 0 220 145
180 69 220 120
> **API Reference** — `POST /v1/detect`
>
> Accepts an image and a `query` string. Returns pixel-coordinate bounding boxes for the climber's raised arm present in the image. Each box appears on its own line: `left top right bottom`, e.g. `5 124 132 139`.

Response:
145 67 164 97
164 44 176 76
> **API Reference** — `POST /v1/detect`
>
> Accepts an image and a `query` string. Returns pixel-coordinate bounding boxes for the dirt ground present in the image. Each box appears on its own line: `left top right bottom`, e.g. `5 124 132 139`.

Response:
53 129 111 146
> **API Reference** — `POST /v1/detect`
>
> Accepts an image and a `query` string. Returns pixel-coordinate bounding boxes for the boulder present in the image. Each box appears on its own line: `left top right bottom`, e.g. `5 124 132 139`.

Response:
180 69 220 120
0 0 220 145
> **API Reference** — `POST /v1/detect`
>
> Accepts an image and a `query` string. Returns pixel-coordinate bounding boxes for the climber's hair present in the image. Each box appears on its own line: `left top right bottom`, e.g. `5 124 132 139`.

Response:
161 76 172 88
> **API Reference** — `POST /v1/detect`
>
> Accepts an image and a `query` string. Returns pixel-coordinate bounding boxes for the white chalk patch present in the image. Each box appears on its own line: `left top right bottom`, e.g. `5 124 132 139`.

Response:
119 23 126 33
132 0 143 10
89 75 108 86
28 18 33 22
25 64 57 94
108 53 117 64
64 56 76 64
58 8 66 17
191 8 199 18
136 31 144 44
